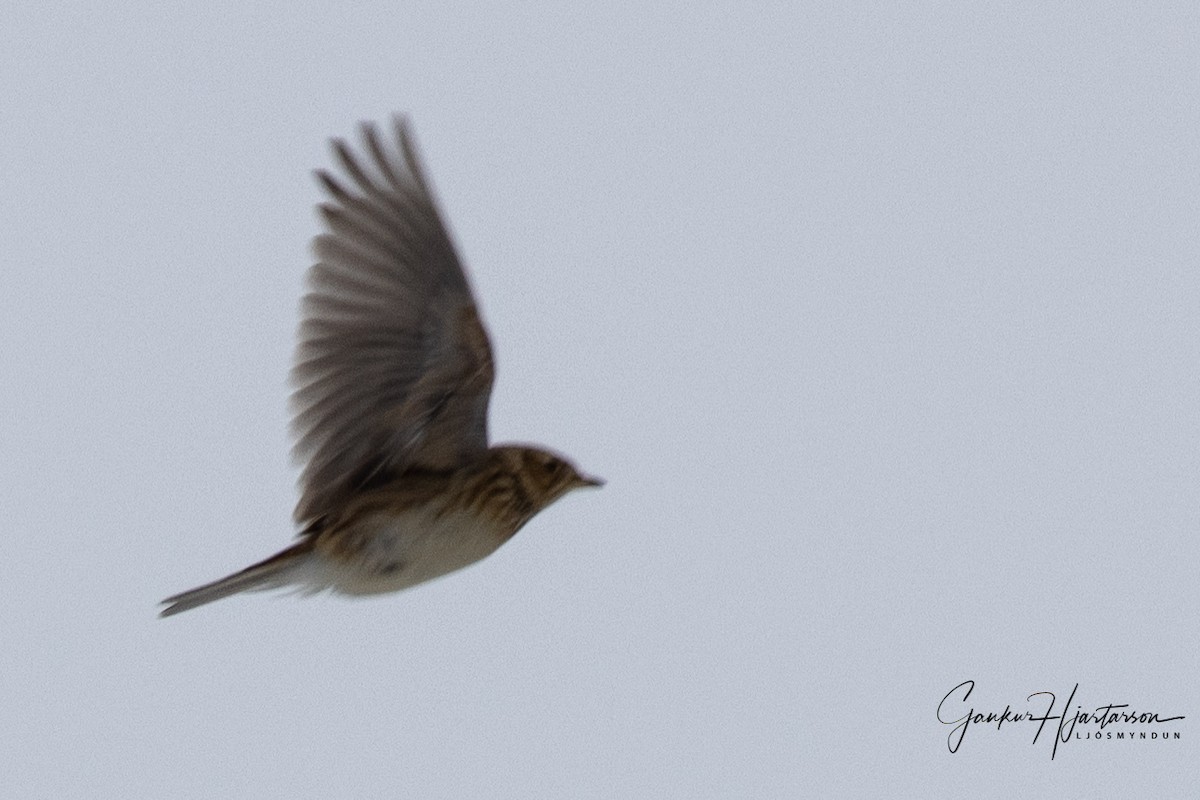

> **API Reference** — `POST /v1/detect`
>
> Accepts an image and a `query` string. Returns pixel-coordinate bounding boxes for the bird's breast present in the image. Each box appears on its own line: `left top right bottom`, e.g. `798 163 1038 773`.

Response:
315 506 514 595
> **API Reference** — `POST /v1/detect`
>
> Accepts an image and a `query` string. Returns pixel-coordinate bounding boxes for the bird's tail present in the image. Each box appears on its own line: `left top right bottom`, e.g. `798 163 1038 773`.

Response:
159 540 316 618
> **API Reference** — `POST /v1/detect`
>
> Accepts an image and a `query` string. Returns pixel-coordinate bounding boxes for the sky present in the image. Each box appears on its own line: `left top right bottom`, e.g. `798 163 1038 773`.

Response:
2 2 1198 796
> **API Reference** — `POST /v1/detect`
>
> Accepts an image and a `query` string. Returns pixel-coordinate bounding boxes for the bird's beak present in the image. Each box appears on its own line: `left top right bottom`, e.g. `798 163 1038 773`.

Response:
577 473 605 488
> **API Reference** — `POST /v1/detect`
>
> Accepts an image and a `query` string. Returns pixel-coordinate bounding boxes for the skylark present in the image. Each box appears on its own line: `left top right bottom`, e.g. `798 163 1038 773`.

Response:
160 118 601 617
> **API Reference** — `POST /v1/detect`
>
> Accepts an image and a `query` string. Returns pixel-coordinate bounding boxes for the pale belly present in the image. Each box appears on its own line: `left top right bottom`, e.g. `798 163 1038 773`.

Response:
315 509 512 596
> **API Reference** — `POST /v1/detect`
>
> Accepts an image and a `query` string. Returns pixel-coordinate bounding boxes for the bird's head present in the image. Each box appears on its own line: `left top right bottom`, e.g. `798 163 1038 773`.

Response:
512 446 604 509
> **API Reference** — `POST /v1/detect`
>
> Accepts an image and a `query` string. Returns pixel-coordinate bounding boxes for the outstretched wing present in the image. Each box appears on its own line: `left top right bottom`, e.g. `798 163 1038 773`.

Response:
290 118 494 525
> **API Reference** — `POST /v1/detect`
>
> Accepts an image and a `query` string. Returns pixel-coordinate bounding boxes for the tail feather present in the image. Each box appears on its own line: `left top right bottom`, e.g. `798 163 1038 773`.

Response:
159 542 314 618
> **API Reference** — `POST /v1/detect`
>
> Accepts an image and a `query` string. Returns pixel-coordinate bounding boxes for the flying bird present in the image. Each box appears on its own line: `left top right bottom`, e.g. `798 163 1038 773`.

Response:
160 118 601 617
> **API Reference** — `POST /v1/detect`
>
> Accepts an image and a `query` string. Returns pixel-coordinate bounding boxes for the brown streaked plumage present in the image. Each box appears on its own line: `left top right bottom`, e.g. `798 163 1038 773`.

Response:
160 119 601 618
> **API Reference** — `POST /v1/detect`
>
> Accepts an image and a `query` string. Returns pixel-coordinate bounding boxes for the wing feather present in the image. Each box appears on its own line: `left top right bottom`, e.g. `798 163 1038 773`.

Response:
290 118 494 525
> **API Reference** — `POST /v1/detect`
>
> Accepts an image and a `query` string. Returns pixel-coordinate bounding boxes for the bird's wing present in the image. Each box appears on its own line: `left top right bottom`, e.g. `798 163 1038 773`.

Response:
290 118 494 525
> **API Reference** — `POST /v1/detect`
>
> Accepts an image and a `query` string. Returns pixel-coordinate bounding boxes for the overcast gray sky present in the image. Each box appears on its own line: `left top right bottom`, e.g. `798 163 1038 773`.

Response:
2 2 1197 796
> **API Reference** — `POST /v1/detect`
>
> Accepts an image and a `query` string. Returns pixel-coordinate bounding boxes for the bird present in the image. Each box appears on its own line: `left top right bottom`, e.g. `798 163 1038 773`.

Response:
160 118 602 617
